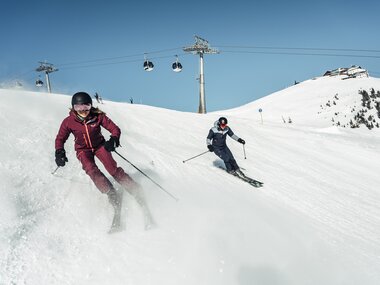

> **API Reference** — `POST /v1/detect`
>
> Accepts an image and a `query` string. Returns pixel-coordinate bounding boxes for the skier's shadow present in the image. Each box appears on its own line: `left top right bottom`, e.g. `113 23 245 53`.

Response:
213 160 226 170
212 160 246 171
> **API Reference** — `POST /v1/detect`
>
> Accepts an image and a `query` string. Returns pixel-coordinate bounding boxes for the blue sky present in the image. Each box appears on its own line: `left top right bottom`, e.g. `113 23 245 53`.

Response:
1 0 380 112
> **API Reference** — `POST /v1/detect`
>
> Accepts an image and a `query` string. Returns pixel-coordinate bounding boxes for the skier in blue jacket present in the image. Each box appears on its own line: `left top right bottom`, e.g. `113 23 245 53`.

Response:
207 117 245 175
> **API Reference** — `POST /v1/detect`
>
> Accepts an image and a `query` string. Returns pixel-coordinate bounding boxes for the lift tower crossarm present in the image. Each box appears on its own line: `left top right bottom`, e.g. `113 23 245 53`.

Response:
36 61 58 93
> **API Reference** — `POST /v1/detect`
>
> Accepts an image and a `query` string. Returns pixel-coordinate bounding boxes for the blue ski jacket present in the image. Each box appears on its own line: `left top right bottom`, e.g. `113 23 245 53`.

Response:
207 120 241 149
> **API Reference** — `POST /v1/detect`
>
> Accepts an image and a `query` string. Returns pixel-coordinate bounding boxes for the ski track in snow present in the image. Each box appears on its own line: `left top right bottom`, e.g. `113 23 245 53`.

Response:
252 125 380 266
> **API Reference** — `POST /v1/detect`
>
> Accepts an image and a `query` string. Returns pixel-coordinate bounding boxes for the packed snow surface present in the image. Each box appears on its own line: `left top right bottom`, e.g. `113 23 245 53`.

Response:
1 76 380 284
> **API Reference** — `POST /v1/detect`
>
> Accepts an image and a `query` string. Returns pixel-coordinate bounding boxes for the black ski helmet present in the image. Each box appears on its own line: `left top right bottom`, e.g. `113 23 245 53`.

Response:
218 117 228 125
71 92 92 106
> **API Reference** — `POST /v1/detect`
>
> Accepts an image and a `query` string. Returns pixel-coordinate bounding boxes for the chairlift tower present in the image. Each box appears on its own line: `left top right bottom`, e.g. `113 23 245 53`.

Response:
183 36 218 114
36 62 58 93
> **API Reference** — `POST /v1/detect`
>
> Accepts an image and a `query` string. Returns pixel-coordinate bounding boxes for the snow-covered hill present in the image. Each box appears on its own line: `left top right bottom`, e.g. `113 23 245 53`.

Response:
1 76 380 285
228 75 380 128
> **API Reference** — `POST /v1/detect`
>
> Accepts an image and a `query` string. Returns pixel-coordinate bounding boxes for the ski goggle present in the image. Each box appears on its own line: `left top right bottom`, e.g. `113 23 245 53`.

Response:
73 103 92 112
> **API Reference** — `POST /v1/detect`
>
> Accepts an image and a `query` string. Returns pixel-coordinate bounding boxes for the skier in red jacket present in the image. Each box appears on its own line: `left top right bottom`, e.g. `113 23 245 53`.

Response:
55 92 153 227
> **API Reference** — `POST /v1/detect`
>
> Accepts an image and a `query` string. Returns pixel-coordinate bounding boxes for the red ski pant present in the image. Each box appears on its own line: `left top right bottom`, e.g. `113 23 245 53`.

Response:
77 146 136 193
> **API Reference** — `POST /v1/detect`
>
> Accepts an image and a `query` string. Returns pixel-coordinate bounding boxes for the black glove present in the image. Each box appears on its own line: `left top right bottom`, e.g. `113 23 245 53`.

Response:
238 138 246 145
104 136 120 152
207 145 214 152
55 149 68 167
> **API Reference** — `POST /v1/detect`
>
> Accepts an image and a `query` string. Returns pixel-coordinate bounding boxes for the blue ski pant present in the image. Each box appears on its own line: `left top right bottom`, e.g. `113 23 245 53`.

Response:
214 146 239 172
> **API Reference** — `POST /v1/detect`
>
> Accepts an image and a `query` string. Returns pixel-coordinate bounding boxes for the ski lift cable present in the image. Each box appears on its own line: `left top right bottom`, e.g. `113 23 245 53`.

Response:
53 44 380 69
56 47 184 67
220 50 380 59
215 45 380 54
58 53 190 70
5 44 380 84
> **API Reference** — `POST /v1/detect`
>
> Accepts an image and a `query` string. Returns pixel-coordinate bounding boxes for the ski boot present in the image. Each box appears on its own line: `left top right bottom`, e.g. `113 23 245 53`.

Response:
107 188 121 209
235 169 246 178
107 188 123 233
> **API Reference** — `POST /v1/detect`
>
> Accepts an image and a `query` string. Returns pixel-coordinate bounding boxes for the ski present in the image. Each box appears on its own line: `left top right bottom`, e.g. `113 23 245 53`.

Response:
108 191 123 234
234 171 264 188
216 166 263 188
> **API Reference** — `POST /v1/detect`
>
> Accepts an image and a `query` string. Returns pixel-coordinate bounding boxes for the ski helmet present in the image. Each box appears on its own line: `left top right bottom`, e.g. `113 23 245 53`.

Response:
218 117 228 125
71 92 92 106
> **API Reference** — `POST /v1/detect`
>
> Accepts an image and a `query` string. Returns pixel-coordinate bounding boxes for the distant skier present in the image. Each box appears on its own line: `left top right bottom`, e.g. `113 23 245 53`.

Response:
54 92 153 227
94 92 100 103
98 93 103 104
207 117 246 175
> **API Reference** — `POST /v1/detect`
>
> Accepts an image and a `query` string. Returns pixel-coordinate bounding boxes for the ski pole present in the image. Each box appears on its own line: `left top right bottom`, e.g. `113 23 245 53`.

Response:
51 166 60 175
243 144 247 159
114 150 178 202
182 150 210 163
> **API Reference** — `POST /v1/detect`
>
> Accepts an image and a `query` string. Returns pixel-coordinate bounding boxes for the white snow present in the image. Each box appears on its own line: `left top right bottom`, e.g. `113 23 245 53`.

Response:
1 75 380 284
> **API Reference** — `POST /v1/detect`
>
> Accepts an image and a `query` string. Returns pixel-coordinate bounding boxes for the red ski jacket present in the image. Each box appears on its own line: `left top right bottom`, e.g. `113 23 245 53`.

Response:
55 109 121 152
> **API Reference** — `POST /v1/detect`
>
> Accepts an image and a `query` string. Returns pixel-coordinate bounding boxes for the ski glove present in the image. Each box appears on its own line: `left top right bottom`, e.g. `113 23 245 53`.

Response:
207 145 214 152
104 136 120 152
238 138 246 144
55 149 68 167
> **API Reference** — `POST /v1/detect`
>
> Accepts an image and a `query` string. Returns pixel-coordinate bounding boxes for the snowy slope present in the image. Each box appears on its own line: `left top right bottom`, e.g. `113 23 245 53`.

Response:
1 76 380 285
227 75 380 128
